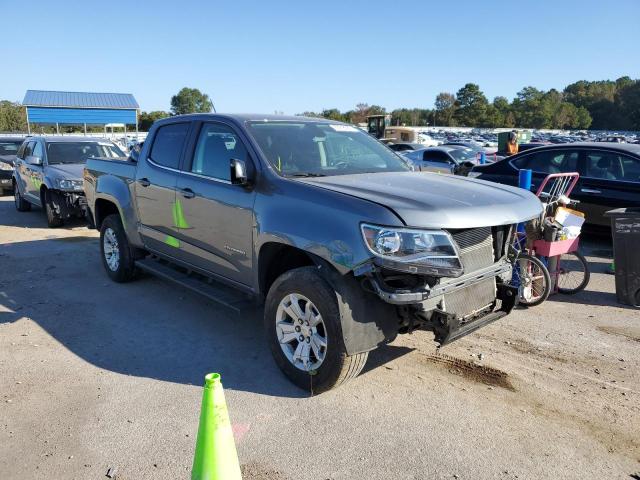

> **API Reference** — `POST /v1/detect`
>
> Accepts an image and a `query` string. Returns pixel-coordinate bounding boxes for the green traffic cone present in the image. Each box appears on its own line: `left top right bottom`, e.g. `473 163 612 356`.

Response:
192 373 242 480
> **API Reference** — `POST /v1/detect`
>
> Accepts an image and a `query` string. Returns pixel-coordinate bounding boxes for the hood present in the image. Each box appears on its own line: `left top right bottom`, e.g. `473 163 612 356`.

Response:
299 172 542 229
0 154 15 166
47 163 85 181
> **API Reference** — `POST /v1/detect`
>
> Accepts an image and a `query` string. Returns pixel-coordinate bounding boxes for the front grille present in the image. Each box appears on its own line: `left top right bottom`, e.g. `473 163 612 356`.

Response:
450 227 495 273
444 277 496 319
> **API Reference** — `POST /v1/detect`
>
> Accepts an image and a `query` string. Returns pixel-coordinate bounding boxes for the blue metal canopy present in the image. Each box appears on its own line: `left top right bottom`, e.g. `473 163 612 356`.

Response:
24 90 139 109
23 90 139 127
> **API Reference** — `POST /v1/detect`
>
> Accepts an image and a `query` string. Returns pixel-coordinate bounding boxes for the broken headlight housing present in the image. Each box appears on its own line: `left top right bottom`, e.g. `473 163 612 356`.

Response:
57 179 84 191
361 224 463 277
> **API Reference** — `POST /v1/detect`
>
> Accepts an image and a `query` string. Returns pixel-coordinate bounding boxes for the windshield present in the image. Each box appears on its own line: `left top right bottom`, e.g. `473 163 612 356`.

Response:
46 142 125 164
248 121 410 177
0 141 22 156
448 147 477 163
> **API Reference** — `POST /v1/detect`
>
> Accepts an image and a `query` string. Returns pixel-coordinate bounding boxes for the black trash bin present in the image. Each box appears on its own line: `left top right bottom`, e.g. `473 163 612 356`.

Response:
605 207 640 307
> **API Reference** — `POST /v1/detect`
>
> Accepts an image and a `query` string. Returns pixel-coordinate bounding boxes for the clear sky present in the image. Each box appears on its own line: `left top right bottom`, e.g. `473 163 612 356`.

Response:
3 0 639 114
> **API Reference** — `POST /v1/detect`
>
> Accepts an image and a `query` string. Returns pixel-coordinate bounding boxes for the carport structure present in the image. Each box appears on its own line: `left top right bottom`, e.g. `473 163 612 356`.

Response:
23 90 139 135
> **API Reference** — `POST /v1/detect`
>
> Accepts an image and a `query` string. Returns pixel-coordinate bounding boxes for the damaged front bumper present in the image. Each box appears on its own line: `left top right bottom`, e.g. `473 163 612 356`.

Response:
49 189 88 219
357 259 518 346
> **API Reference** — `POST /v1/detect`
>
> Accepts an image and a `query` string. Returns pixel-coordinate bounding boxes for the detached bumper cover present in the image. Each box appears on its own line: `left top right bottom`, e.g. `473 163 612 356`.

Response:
368 260 512 305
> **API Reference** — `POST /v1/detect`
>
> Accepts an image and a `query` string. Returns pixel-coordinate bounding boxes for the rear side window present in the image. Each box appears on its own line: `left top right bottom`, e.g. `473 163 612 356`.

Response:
17 142 26 159
584 151 640 182
149 123 190 169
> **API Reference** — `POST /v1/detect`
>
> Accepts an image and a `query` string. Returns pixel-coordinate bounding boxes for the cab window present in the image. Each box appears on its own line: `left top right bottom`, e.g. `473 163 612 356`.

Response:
584 151 640 183
191 123 248 181
149 123 190 169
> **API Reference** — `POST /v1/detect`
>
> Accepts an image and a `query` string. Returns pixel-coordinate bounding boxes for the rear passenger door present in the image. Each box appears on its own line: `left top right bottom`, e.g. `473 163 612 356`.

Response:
135 122 190 254
576 149 640 226
173 121 257 286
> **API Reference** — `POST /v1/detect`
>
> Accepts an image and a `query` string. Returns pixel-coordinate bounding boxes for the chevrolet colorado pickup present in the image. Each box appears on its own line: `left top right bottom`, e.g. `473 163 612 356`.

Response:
84 114 542 392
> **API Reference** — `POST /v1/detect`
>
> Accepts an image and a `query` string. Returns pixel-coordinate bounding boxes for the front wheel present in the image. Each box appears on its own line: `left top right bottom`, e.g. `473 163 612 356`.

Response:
512 253 551 307
264 266 368 393
557 251 590 294
44 191 63 228
100 214 137 282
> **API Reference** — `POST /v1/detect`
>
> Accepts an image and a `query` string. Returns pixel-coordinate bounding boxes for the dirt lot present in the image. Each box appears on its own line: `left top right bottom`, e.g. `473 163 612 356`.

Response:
0 196 638 480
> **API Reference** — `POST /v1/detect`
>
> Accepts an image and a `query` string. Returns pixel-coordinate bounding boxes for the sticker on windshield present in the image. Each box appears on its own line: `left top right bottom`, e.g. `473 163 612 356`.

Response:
328 124 358 132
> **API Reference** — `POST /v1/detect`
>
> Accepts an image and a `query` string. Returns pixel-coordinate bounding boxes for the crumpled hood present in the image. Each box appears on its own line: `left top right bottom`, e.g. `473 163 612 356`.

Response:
47 163 85 181
0 154 15 166
299 172 542 229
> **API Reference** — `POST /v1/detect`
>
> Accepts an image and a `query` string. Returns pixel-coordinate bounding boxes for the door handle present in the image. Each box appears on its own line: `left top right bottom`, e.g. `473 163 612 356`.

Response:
179 187 195 199
137 178 151 187
581 188 601 194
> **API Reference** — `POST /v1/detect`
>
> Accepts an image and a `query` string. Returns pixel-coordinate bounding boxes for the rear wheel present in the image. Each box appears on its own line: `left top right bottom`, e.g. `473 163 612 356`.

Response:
557 251 590 294
100 214 137 282
513 254 551 307
264 266 368 393
14 185 31 212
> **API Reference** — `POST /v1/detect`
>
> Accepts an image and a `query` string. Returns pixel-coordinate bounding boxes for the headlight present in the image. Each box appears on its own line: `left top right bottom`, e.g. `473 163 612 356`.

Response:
467 171 482 178
58 179 84 191
361 224 463 277
0 162 12 171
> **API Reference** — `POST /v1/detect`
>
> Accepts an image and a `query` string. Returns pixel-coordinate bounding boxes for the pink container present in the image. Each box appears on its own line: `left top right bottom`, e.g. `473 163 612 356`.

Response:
533 237 580 257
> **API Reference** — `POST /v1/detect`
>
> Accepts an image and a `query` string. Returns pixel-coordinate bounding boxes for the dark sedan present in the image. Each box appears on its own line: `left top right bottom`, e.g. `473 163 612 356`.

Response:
400 146 479 175
0 137 25 194
469 142 640 227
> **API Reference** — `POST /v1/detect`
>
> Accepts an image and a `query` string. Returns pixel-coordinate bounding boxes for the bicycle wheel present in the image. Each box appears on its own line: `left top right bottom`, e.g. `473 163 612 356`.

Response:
512 254 551 307
557 251 590 294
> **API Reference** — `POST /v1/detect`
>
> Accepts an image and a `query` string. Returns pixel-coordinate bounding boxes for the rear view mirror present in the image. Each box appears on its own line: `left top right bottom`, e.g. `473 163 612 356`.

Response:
26 155 42 166
230 158 248 185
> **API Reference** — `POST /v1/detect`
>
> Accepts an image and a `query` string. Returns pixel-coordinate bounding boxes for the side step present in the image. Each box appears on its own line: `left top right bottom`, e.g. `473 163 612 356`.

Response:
135 258 254 313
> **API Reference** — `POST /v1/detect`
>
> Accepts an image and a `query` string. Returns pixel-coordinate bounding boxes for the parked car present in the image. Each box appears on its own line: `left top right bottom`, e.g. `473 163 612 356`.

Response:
0 137 25 194
84 114 541 392
400 146 479 175
469 143 640 227
12 136 124 227
385 142 424 152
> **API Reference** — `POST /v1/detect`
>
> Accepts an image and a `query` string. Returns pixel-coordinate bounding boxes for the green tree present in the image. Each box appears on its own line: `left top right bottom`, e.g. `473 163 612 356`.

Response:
170 87 213 115
616 80 640 130
434 92 456 126
138 110 171 131
454 83 489 126
320 108 344 121
0 101 27 132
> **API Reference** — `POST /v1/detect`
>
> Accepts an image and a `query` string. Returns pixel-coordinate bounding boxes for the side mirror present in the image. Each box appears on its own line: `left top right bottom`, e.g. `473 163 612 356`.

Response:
26 155 43 166
230 158 248 185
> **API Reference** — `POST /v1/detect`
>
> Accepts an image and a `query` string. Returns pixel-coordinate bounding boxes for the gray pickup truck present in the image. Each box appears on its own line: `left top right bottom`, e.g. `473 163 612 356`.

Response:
84 114 541 392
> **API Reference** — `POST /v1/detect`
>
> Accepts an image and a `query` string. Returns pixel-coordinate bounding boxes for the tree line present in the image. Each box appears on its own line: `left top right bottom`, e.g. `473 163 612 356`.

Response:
302 77 640 131
1 79 639 132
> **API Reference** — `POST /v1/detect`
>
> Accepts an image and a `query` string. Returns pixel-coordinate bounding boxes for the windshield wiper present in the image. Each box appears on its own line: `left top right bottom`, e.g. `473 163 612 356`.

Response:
286 172 327 178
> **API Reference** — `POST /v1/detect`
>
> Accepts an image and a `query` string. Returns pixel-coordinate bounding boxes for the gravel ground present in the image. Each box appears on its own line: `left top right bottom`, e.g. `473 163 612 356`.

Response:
0 196 638 480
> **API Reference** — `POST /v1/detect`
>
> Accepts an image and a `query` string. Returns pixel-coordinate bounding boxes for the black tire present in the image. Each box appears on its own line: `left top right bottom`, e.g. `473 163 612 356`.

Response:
557 251 590 295
99 214 137 282
43 190 63 228
14 184 31 212
264 266 368 393
513 253 551 307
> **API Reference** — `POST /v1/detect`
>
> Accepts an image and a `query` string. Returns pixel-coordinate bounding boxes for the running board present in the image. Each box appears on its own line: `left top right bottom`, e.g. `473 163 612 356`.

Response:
135 258 254 313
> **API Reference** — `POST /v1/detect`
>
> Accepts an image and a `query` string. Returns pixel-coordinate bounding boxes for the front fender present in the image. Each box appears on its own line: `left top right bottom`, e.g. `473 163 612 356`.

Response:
253 180 402 277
